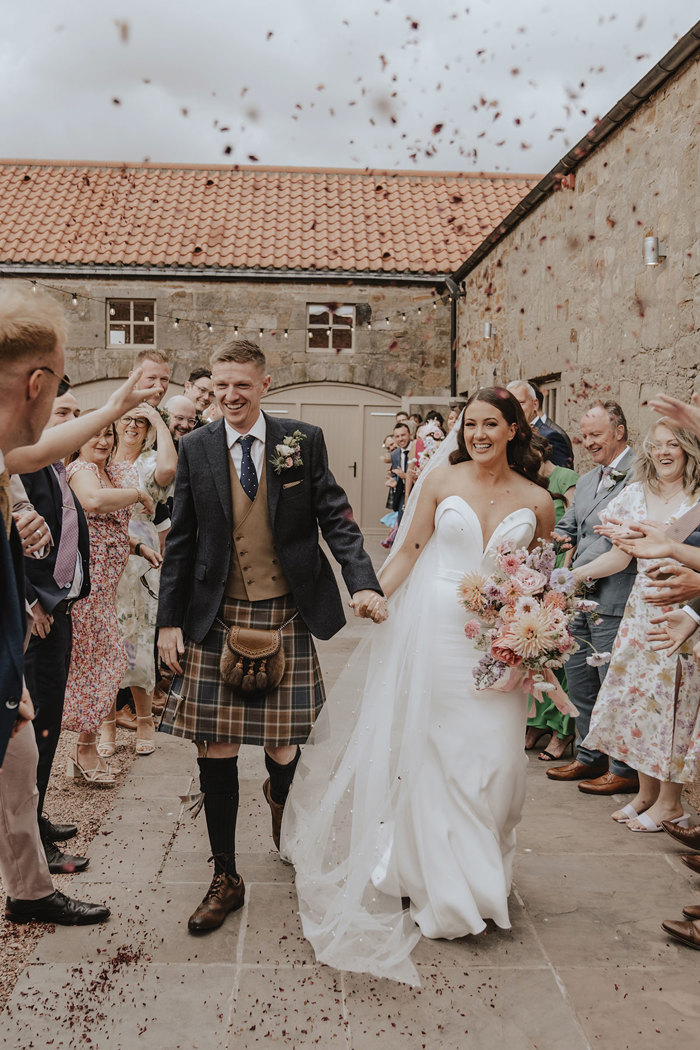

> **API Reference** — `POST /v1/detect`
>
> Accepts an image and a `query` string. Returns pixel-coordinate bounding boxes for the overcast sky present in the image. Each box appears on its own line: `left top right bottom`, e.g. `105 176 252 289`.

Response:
0 0 694 174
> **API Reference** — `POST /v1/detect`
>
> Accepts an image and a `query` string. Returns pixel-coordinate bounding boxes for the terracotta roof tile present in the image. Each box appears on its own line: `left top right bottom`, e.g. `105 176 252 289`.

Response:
0 160 538 275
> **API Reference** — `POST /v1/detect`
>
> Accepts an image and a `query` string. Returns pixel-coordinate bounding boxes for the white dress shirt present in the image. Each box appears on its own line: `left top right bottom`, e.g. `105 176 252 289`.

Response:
51 463 83 601
595 446 630 494
225 414 267 480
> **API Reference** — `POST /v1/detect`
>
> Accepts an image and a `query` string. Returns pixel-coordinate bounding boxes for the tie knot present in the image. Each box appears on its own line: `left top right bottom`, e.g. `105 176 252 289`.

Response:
601 465 611 476
53 459 67 476
239 435 255 451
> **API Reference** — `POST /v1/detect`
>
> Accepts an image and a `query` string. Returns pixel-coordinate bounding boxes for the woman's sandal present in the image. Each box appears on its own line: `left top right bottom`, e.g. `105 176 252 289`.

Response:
525 729 551 751
538 734 575 762
627 812 691 833
97 718 117 758
612 802 644 824
65 746 117 787
135 716 156 756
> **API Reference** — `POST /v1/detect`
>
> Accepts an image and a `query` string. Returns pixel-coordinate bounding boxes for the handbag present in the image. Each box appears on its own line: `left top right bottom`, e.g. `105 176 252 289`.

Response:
218 613 297 696
664 500 700 544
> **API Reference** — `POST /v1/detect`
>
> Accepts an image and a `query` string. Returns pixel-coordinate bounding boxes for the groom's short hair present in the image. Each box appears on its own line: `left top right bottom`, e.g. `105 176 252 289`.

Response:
210 340 266 372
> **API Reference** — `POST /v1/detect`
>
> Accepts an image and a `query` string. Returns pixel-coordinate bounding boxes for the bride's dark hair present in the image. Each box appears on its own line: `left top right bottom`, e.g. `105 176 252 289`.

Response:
449 387 549 489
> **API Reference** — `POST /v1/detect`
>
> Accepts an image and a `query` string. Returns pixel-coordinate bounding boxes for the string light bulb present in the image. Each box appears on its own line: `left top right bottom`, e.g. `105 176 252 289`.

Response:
367 320 372 330
109 305 116 317
417 307 422 315
234 325 239 336
207 321 213 332
31 281 37 294
283 329 288 338
144 314 150 323
71 293 78 306
401 311 406 322
385 317 390 327
259 328 264 338
173 318 179 329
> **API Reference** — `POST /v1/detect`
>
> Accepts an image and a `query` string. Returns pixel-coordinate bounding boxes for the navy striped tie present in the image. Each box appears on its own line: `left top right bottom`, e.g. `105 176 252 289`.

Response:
238 435 258 501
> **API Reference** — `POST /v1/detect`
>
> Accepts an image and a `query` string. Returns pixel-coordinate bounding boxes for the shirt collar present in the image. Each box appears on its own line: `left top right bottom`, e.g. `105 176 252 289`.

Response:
604 446 630 473
224 413 266 450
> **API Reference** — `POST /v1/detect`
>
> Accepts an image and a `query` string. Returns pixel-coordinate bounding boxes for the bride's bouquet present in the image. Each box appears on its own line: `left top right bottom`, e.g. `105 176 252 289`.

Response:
457 539 595 715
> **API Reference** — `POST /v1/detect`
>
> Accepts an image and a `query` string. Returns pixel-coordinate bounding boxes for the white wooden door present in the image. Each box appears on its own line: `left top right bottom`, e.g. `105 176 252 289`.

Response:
263 383 401 533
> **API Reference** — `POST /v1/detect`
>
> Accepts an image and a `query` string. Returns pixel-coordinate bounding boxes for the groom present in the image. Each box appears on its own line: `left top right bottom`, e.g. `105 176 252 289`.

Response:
157 340 385 933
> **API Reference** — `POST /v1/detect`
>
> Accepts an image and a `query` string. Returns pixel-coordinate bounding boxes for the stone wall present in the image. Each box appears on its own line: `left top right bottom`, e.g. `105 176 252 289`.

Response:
4 275 452 400
457 53 699 464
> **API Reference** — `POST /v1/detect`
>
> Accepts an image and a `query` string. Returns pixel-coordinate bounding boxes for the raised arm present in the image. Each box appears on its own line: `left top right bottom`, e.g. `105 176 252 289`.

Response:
5 370 154 474
138 403 177 487
68 464 148 515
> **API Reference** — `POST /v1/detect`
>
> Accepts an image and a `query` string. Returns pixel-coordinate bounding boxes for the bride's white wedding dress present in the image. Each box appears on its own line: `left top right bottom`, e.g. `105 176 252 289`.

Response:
282 495 537 986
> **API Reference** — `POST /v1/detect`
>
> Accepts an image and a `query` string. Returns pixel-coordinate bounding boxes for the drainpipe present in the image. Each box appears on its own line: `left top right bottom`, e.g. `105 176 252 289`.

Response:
449 294 458 398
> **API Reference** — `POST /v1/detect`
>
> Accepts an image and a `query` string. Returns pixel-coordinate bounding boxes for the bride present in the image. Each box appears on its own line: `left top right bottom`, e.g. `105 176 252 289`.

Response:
281 388 555 984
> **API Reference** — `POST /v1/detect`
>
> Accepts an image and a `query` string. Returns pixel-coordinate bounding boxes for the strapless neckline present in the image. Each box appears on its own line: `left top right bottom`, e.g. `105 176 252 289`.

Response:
435 496 537 556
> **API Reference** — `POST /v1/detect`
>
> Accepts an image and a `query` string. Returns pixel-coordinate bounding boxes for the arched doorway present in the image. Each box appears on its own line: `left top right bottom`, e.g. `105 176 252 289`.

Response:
263 382 401 533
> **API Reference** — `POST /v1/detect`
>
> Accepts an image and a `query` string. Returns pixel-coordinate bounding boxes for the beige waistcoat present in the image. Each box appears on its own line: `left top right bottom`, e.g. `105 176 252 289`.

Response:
224 455 290 601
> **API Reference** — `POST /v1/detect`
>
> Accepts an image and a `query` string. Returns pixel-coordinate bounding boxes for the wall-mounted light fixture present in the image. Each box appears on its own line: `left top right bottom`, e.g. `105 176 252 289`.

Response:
484 321 492 339
644 233 666 266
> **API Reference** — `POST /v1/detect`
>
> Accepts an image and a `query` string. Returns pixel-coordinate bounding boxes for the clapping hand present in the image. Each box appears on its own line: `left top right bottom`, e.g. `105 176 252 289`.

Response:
597 518 672 560
349 590 389 623
649 392 700 438
643 562 700 605
648 609 698 654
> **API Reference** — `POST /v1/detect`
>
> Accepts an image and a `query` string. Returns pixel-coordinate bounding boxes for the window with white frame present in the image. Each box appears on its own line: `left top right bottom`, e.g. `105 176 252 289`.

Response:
531 374 562 423
307 304 355 353
106 299 156 346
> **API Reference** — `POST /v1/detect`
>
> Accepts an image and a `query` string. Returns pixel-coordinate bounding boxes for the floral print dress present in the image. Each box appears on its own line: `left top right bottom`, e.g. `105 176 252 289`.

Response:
62 460 133 734
584 481 700 782
116 449 172 693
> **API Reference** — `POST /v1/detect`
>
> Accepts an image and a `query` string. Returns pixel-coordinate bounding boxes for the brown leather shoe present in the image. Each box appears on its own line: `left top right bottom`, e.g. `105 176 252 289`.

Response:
545 758 607 782
187 872 245 933
681 855 700 875
661 821 700 851
661 918 700 950
578 771 639 795
263 778 284 851
682 903 700 919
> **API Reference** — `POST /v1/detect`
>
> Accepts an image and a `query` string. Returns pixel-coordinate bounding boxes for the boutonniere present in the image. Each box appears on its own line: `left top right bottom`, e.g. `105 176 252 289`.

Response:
271 430 306 474
602 468 627 491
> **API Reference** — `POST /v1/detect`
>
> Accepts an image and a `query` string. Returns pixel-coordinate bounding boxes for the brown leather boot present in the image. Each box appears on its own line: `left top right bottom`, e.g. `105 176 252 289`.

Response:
263 778 284 851
187 872 245 933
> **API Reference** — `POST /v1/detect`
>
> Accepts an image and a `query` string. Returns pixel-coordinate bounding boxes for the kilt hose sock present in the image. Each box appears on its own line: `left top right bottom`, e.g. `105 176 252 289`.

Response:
264 746 301 806
197 756 239 878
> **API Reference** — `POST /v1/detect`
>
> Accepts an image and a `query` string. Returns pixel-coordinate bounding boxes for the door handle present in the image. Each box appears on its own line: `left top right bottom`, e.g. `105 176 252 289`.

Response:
348 462 357 477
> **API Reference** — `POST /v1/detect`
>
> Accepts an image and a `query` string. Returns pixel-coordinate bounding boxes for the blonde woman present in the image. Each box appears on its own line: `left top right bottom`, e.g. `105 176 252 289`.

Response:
98 404 176 758
573 420 700 831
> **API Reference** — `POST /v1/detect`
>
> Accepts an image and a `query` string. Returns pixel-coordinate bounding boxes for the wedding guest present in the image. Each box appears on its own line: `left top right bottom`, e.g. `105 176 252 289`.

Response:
546 400 638 794
62 424 155 785
165 395 198 446
507 381 572 468
0 284 108 926
133 349 170 408
389 422 412 523
525 438 579 760
184 368 214 423
573 419 700 831
97 403 175 759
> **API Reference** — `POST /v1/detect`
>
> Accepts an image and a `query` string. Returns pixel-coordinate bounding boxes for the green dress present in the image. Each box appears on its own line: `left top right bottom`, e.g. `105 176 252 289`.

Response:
527 465 580 740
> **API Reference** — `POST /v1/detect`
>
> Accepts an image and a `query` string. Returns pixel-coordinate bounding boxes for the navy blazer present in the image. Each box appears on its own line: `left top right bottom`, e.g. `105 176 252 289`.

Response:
157 414 381 643
534 418 574 469
0 521 25 767
20 466 91 614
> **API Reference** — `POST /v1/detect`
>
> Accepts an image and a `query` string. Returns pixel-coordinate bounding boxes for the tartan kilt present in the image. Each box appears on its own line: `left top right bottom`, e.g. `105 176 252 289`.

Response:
158 593 325 746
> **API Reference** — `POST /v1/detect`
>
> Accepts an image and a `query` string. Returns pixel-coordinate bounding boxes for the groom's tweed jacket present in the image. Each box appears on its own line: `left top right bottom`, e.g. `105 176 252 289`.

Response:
157 413 381 643
555 448 636 617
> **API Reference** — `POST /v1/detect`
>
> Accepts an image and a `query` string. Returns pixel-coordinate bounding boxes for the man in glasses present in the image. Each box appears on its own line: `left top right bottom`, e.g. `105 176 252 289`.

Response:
0 284 110 926
184 368 214 425
165 395 198 446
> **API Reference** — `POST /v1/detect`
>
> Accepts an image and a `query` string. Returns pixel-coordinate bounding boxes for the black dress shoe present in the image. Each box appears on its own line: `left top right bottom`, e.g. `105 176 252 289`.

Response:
5 890 110 925
43 839 89 875
40 815 78 842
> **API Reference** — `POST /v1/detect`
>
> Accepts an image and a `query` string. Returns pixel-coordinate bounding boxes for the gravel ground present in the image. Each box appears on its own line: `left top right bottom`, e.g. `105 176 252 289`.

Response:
0 725 142 1011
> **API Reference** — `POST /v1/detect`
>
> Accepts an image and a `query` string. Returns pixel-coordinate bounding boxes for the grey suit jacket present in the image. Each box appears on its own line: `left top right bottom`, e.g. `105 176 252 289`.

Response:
556 448 636 617
157 413 381 643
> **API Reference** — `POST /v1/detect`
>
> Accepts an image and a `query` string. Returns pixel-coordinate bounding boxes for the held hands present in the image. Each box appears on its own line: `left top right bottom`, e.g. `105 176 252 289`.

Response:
31 600 54 639
158 626 185 674
13 507 51 557
643 562 700 605
648 609 698 654
349 590 389 624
